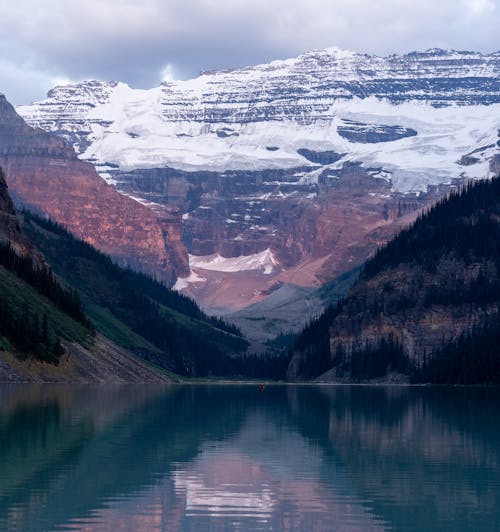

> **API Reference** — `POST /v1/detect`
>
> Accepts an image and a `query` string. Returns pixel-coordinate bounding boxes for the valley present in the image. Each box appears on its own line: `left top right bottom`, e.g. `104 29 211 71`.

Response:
2 4 500 531
0 46 499 383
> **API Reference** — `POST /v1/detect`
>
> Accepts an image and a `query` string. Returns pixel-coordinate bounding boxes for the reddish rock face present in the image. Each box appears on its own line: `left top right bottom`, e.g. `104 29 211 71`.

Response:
0 95 188 283
0 89 463 312
152 207 190 279
131 165 454 311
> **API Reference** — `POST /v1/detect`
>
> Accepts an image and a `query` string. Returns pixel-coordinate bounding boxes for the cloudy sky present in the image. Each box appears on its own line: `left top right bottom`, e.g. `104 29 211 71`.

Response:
1 0 498 105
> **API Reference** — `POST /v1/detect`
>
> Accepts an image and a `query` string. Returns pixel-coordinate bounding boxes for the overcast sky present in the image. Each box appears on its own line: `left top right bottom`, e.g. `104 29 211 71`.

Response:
1 0 498 105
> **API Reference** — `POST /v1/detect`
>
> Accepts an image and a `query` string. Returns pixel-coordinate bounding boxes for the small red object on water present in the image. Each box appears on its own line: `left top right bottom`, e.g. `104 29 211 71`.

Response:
260 384 265 392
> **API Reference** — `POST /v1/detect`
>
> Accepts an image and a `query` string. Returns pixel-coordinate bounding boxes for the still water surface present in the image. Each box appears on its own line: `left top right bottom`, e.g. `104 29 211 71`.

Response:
0 384 499 531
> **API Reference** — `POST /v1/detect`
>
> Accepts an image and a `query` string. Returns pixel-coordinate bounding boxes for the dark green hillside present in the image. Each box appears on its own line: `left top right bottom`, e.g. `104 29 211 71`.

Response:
289 176 500 384
0 256 91 365
363 178 500 281
23 212 248 376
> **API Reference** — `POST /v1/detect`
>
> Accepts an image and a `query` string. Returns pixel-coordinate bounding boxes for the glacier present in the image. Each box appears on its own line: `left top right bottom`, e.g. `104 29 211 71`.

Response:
17 47 500 194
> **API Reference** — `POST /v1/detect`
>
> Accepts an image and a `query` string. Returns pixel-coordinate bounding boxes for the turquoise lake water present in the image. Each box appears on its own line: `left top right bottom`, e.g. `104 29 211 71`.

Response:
0 384 499 531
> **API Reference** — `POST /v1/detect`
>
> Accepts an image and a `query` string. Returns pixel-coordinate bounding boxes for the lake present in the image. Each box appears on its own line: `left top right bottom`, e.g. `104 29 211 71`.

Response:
0 384 499 531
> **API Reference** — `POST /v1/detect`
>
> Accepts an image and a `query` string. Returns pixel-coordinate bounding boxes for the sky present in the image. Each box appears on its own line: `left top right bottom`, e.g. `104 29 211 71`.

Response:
0 0 498 105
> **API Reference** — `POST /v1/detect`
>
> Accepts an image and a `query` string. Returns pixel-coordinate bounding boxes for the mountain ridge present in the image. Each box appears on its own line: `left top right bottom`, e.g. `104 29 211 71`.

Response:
0 164 248 381
0 168 172 382
18 47 499 180
15 47 500 311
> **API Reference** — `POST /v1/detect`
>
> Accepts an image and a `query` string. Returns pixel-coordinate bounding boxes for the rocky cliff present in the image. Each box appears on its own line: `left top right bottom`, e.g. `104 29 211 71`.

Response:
0 94 188 283
0 167 173 382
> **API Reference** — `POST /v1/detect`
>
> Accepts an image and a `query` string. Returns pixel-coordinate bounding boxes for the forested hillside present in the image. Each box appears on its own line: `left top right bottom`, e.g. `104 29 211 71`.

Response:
0 162 249 380
0 166 94 369
289 176 500 384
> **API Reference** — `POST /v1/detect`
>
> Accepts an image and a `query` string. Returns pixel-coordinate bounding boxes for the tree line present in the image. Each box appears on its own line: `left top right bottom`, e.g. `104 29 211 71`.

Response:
0 297 64 364
24 212 242 337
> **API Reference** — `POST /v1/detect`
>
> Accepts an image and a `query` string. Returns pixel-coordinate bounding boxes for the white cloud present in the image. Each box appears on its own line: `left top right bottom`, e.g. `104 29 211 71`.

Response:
160 64 177 82
465 0 495 14
0 0 498 104
0 59 58 105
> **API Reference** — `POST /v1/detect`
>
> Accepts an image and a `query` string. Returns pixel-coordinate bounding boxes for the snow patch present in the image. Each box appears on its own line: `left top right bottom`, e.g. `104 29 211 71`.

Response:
172 270 206 291
190 249 278 275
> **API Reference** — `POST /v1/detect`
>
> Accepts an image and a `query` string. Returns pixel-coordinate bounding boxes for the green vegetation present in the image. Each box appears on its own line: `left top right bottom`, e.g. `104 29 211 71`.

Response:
417 314 500 384
332 337 409 382
288 303 340 380
0 264 91 364
363 178 500 281
231 351 291 380
0 235 92 363
0 241 88 325
23 212 248 376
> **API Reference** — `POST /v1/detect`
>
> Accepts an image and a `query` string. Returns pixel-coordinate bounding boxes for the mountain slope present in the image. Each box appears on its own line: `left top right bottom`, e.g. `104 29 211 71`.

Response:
22 212 248 377
0 169 170 382
0 168 33 257
0 166 246 381
18 48 498 183
17 48 499 311
227 267 360 343
0 94 188 284
288 174 500 383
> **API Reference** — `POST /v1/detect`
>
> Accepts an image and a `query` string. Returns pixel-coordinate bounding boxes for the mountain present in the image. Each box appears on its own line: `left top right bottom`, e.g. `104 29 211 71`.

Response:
0 163 247 381
21 212 249 378
0 167 34 257
0 94 188 284
17 48 500 311
0 169 170 382
227 267 360 344
288 174 500 384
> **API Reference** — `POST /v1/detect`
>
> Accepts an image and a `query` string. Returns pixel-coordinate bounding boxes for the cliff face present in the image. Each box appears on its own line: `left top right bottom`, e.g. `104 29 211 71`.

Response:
111 164 449 311
0 94 188 283
0 168 168 382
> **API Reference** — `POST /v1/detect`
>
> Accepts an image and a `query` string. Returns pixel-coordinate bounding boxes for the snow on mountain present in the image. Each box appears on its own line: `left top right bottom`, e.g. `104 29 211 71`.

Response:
13 47 500 310
173 249 279 301
190 248 278 275
18 48 500 194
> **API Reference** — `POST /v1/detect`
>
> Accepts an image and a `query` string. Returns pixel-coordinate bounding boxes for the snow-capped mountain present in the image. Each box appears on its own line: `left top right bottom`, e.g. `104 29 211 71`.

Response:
19 48 500 188
17 48 500 310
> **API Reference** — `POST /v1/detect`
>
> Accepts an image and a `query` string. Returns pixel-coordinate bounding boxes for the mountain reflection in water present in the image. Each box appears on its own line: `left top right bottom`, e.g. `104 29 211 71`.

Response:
0 384 499 531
